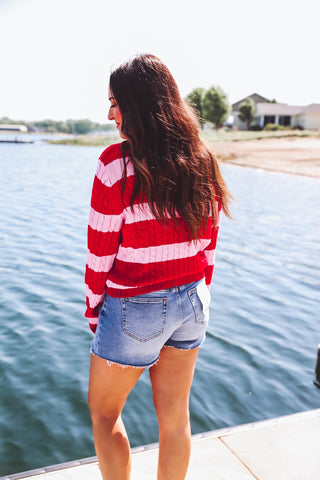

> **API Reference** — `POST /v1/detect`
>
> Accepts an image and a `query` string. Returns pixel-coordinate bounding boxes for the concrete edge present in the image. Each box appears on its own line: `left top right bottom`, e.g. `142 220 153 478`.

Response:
2 409 319 480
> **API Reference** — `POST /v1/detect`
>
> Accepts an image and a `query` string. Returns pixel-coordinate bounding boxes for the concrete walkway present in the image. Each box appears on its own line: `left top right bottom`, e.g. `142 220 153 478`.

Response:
2 409 320 480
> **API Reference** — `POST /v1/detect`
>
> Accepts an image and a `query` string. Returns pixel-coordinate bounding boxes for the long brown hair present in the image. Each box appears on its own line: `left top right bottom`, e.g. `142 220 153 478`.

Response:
109 54 232 238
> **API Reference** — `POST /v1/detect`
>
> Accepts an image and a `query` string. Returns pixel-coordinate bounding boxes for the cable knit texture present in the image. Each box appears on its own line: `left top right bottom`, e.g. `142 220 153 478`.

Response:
85 142 221 332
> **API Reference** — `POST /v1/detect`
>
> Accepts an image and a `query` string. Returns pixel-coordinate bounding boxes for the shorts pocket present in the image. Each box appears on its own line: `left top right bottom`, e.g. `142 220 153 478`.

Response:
188 282 210 324
121 297 167 342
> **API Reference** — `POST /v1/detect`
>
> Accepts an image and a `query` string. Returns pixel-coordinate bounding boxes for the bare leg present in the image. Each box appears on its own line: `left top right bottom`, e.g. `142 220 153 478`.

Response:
88 353 144 480
149 346 199 480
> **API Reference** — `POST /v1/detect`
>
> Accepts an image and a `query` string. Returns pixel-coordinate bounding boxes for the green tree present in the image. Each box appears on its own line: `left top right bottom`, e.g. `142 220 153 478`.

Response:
186 87 206 126
74 119 93 135
34 119 59 132
238 97 256 129
0 117 14 124
202 86 229 129
66 119 76 134
56 121 69 133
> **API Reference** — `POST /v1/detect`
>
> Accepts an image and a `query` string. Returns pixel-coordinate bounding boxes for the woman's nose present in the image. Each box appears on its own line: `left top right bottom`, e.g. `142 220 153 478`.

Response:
108 108 113 121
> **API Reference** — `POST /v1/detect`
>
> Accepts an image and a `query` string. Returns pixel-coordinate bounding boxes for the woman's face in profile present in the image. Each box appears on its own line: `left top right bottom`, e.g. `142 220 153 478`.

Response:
108 87 126 139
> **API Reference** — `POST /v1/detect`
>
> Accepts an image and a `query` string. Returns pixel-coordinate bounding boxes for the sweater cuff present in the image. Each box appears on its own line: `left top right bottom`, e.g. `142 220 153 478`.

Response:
89 321 97 334
205 265 213 286
85 304 100 318
85 305 100 333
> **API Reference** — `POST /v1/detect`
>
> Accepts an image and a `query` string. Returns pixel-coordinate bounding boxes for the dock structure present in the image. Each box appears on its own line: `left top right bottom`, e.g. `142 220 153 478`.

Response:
2 409 319 480
0 124 34 143
0 125 28 132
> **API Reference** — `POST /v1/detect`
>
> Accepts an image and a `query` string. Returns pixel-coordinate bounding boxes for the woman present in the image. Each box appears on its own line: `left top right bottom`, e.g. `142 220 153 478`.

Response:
85 54 231 480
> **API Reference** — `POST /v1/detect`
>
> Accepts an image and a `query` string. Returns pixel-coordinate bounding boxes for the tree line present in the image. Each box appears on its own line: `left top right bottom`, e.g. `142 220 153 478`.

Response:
1 89 263 133
0 117 114 134
186 87 257 129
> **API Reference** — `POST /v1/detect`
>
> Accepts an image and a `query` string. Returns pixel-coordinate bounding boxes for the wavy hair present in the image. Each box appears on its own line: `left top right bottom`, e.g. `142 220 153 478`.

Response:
109 54 232 238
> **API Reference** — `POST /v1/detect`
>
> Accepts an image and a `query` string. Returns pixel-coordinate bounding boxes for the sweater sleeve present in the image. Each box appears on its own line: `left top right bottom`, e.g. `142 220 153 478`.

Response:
203 201 221 288
84 157 124 332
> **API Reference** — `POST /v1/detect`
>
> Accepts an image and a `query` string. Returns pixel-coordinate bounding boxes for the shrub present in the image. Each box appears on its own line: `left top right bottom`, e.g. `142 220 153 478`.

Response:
264 123 287 131
248 124 262 131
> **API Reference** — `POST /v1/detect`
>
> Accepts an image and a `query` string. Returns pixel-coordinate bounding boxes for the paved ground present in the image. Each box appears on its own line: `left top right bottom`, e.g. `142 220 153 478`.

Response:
3 409 320 480
212 137 320 178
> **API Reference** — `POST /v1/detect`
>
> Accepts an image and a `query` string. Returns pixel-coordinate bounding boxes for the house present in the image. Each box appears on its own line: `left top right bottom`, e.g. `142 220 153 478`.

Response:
231 93 320 130
232 93 269 112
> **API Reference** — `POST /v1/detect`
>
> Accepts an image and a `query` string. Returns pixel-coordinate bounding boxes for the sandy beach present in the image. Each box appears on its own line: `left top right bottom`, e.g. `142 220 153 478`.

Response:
212 136 320 178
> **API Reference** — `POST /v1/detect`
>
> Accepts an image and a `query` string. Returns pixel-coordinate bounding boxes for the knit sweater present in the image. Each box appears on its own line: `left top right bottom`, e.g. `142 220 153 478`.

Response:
85 142 221 332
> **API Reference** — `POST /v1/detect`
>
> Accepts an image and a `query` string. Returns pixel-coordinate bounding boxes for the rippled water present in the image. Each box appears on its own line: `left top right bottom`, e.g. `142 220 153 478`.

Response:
0 141 319 476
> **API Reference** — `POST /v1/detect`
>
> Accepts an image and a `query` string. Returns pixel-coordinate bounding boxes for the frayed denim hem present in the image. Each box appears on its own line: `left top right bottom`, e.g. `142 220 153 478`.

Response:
90 350 159 369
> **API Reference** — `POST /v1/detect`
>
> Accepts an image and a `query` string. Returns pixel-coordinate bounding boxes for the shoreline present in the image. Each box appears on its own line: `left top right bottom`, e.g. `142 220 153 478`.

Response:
44 132 320 178
3 131 319 177
212 136 320 178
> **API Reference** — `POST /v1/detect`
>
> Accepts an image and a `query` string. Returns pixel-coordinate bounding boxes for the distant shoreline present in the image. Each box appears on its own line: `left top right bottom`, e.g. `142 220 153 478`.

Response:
45 129 320 146
44 131 320 178
47 133 120 146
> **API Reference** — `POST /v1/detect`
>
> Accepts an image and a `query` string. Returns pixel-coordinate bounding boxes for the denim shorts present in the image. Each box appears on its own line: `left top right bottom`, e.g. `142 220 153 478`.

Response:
91 278 211 368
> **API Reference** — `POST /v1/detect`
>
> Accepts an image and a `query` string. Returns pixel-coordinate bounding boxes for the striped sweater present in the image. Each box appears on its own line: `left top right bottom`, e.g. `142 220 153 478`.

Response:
85 142 221 332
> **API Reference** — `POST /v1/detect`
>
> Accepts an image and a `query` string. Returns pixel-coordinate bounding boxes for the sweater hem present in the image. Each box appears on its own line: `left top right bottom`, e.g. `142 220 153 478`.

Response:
105 272 205 298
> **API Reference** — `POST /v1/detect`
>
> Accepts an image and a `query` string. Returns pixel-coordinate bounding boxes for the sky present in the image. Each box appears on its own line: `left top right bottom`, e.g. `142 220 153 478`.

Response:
0 0 319 123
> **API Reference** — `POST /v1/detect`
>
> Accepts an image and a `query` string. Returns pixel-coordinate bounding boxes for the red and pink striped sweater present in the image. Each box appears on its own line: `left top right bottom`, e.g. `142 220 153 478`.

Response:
85 143 221 332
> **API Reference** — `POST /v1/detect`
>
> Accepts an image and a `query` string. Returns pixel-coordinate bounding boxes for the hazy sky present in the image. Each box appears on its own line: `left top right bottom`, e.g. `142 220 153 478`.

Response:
0 0 319 123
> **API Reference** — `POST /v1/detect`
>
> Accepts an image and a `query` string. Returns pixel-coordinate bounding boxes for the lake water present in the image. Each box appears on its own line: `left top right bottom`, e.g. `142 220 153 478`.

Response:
0 139 319 476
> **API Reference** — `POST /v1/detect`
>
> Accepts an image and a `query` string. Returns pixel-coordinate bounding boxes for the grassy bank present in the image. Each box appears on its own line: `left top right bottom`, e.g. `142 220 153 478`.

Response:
202 129 320 143
47 129 320 147
48 134 120 146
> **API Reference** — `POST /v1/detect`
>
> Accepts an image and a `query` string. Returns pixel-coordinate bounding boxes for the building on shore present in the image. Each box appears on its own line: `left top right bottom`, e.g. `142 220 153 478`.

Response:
0 124 28 132
231 93 320 130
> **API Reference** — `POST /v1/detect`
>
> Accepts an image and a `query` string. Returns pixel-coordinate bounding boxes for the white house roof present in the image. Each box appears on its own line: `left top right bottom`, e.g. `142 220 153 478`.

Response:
232 93 269 110
302 103 320 113
255 103 320 117
256 103 303 116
